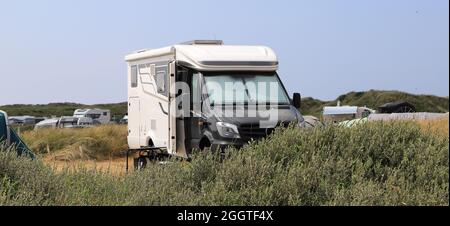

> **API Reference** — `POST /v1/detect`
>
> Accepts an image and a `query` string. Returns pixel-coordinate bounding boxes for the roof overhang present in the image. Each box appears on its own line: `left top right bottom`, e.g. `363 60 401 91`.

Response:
174 44 278 71
125 46 175 62
125 44 278 71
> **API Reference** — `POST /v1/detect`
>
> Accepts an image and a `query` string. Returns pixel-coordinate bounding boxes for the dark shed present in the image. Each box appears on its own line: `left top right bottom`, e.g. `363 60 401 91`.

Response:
378 101 416 113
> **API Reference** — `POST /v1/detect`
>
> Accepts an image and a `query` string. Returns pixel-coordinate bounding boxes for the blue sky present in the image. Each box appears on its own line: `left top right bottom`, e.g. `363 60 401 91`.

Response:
0 0 448 105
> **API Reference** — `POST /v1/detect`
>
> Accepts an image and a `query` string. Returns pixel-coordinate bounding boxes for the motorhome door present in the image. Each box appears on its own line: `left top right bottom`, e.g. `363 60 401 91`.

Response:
127 97 140 148
168 62 177 155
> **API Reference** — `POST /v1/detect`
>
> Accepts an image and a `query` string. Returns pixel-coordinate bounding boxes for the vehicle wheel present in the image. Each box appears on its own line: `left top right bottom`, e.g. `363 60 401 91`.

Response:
134 156 147 170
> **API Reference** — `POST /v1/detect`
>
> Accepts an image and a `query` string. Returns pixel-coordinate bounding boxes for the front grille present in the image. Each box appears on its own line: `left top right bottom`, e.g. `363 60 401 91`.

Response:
239 122 292 141
239 124 267 140
238 123 288 141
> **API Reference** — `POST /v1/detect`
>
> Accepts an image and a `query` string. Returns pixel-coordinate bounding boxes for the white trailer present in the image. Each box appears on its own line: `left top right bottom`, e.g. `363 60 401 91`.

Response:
125 40 304 168
73 109 111 124
323 106 375 123
34 116 94 130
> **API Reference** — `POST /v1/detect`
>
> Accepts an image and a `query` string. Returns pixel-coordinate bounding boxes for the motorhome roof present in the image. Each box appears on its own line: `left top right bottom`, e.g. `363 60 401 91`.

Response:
125 40 278 71
179 40 224 45
323 106 359 115
74 108 109 113
8 116 35 120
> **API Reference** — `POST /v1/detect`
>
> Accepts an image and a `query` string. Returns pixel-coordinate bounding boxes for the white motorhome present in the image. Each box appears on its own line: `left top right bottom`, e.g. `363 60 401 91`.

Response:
323 106 375 123
34 116 93 130
73 109 111 124
125 40 304 166
58 116 94 128
8 116 37 125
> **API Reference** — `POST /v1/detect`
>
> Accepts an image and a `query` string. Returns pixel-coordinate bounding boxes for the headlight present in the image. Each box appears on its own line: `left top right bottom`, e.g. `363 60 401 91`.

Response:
216 122 241 139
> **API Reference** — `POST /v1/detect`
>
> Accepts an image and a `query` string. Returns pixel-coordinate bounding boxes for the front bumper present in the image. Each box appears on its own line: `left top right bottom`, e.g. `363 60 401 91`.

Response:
210 139 246 151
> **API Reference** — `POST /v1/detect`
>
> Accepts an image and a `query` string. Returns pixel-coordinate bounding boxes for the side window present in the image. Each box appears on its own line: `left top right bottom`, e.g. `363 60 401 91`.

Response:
155 72 165 94
154 66 168 96
139 64 153 84
131 65 137 88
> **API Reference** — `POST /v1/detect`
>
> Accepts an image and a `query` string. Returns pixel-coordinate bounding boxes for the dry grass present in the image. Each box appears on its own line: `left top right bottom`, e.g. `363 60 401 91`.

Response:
42 158 131 176
21 125 128 161
20 125 131 175
417 115 449 137
18 117 448 178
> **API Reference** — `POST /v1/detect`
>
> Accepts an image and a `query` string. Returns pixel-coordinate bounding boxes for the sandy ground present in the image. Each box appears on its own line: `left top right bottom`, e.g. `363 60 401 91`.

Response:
43 157 134 175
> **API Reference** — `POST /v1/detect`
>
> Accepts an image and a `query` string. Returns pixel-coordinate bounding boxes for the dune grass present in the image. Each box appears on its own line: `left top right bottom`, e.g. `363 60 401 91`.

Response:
19 117 448 162
20 125 128 161
1 121 448 206
418 116 449 137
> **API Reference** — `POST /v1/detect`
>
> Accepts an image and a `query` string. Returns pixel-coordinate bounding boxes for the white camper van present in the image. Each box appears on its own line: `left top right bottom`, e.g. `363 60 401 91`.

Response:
125 40 304 165
73 109 111 125
34 116 93 130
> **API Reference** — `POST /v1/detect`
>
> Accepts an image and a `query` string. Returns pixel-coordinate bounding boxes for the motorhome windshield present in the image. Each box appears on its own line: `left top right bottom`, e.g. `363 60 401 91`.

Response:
203 72 290 106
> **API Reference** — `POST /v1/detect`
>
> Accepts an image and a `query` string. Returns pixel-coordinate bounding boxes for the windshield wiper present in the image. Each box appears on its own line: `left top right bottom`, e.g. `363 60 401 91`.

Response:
211 101 290 107
211 102 247 106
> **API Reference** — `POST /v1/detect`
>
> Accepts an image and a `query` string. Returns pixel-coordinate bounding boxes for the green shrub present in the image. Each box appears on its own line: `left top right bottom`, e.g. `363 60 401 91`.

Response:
0 121 448 206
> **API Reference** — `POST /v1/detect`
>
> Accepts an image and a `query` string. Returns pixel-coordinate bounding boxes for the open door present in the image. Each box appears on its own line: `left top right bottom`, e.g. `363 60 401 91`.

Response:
127 97 140 149
168 62 177 155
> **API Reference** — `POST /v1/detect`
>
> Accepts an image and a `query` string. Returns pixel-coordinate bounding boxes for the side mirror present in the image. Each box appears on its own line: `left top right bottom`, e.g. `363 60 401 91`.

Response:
293 93 301 109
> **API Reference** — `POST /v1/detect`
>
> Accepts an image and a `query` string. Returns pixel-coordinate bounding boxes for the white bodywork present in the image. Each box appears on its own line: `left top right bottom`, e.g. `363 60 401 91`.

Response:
125 40 279 157
125 44 278 72
8 116 36 125
59 116 94 128
73 109 111 124
34 118 60 129
34 117 93 130
323 106 375 122
323 106 359 115
120 115 128 124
